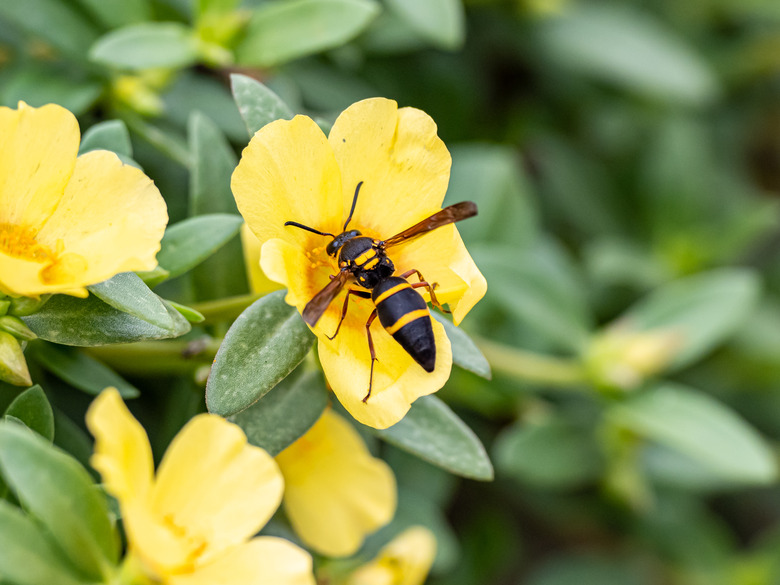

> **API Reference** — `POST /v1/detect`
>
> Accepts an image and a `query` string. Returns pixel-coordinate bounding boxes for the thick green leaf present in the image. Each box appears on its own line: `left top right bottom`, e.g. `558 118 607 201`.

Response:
156 214 244 279
4 386 54 441
231 73 294 136
22 295 190 346
537 5 719 105
0 500 87 585
53 409 94 473
0 422 118 580
0 67 101 117
88 272 174 330
196 0 240 17
188 112 247 301
89 22 199 70
494 419 602 489
431 312 491 379
229 368 329 455
386 0 464 49
79 120 133 158
206 291 316 416
27 342 139 398
166 301 205 323
371 395 493 480
607 383 777 484
616 269 760 369
0 0 98 58
235 0 380 67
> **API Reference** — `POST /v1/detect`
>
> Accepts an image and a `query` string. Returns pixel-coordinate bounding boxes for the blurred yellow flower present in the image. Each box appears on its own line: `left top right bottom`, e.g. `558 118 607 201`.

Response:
346 526 437 585
232 98 485 429
276 409 396 557
0 102 167 298
86 388 315 585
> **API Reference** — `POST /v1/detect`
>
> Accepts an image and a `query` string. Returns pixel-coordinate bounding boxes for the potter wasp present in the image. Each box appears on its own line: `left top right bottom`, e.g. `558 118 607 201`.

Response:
285 181 477 402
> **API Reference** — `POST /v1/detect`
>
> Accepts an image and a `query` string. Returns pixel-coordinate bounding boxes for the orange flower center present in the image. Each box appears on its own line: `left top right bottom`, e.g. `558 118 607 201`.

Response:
0 223 55 262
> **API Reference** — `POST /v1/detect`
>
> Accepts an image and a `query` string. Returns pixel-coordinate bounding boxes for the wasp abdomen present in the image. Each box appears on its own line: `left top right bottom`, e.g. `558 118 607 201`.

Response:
372 276 436 372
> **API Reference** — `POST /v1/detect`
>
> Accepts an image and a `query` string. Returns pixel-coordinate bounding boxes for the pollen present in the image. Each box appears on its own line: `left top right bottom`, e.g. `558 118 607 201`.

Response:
0 223 54 262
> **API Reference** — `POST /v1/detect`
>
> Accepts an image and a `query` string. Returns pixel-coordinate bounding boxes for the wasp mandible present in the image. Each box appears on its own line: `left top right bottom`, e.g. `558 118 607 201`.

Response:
285 181 477 402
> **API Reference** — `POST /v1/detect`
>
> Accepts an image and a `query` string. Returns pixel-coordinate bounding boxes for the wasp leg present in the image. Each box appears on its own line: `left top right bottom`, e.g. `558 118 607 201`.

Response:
363 309 378 403
400 268 451 314
328 289 372 340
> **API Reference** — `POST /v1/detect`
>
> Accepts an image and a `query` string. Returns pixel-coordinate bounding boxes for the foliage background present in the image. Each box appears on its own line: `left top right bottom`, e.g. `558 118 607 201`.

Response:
4 0 780 583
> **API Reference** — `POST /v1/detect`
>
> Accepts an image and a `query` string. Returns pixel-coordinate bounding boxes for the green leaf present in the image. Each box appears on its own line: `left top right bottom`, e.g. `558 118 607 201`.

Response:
4 386 54 441
1 67 101 117
431 312 490 379
156 214 244 279
79 120 133 158
371 395 493 480
537 5 719 105
196 0 240 17
235 0 380 67
88 272 174 330
607 383 777 485
166 301 205 323
206 291 316 416
616 269 760 369
27 342 139 399
188 112 247 301
22 295 190 346
229 369 329 455
386 0 465 49
0 422 118 580
230 73 294 136
89 22 199 70
0 499 87 585
493 419 603 489
0 0 98 58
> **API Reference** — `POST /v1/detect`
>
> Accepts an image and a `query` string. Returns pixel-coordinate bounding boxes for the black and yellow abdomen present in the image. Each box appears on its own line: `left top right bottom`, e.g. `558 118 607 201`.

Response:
372 276 435 372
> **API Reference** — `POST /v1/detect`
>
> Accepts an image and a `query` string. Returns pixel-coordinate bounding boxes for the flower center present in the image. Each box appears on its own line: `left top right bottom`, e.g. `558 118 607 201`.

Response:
0 223 55 262
162 513 209 571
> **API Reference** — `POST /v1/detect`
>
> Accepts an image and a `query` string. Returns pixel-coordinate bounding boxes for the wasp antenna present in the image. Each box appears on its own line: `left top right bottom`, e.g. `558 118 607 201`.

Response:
343 181 364 230
284 221 336 238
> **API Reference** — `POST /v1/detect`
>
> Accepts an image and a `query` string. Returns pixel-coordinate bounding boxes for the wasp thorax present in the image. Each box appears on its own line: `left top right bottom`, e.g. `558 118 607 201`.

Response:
326 230 362 256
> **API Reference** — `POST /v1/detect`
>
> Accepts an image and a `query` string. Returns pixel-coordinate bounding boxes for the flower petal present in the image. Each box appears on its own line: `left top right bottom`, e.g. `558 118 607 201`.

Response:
0 102 78 227
276 410 396 557
318 313 452 429
86 388 154 504
34 150 167 291
169 537 315 585
151 414 283 560
231 115 343 250
347 527 436 585
392 225 486 325
328 98 451 238
240 223 283 295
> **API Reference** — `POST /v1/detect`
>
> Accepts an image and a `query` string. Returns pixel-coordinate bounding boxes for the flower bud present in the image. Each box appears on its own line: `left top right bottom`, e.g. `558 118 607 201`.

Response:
0 316 37 341
0 331 32 386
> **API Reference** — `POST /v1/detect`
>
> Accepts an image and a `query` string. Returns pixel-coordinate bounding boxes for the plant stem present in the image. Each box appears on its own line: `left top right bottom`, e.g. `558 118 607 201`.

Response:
473 336 587 387
189 292 263 324
85 338 221 376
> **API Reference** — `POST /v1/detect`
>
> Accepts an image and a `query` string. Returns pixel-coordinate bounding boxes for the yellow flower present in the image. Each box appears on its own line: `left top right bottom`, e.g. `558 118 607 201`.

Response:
232 98 486 429
240 222 283 295
276 409 396 557
0 102 167 298
86 388 315 585
346 526 437 585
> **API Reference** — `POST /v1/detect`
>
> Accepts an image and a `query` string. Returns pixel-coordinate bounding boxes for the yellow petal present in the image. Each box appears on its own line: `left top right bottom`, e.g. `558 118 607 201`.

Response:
240 222 283 295
231 115 343 251
151 414 284 561
318 313 452 429
85 388 154 504
276 410 396 557
392 225 486 326
347 527 436 585
169 537 315 585
35 150 167 288
328 98 451 238
0 102 78 227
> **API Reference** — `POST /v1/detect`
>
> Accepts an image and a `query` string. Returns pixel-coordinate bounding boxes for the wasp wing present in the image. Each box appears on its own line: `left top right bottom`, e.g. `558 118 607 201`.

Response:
301 270 350 327
382 201 478 248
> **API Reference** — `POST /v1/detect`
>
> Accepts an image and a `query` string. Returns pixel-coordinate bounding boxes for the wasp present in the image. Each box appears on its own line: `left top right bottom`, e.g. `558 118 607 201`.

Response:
285 181 477 403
